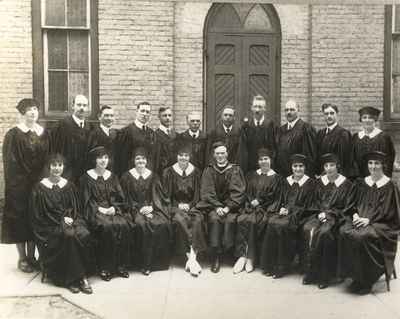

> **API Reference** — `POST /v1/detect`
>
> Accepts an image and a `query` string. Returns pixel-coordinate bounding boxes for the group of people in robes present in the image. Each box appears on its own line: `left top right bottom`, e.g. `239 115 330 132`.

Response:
1 95 399 296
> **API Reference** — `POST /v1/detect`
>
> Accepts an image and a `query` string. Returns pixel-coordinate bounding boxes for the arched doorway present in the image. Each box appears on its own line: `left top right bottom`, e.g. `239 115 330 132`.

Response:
204 3 281 131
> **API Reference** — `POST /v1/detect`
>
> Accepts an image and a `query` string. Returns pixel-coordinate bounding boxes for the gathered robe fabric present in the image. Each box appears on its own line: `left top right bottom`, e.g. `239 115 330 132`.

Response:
2 126 50 243
87 125 118 172
352 131 395 177
30 180 93 286
195 163 246 254
260 176 316 274
114 123 157 176
235 171 282 262
175 130 207 171
338 177 400 288
206 122 240 165
154 129 177 177
51 116 91 184
162 164 207 255
120 170 171 270
79 171 133 272
275 119 317 177
238 118 277 173
301 176 356 284
316 125 354 177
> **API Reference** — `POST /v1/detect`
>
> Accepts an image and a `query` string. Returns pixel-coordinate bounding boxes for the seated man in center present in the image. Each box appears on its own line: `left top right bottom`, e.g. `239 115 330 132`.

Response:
195 142 246 273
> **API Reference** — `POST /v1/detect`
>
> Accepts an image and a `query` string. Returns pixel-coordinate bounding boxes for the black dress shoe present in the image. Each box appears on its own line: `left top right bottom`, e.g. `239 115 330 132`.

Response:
18 259 34 273
318 283 329 289
302 275 313 285
99 270 112 281
348 280 361 293
79 278 93 294
67 284 80 294
117 269 130 278
27 258 40 271
356 286 372 295
211 256 220 273
263 271 273 277
141 269 151 276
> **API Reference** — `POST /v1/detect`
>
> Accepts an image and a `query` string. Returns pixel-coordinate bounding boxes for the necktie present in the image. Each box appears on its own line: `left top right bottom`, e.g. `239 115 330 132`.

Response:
143 125 147 132
80 122 84 128
192 134 196 139
166 128 170 136
256 121 260 127
288 123 291 130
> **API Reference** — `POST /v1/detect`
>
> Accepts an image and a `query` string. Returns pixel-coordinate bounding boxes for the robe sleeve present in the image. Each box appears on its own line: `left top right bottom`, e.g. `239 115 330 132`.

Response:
338 129 355 178
79 175 98 224
114 126 133 176
225 166 246 210
259 175 282 211
152 174 171 220
302 124 318 176
199 167 225 209
109 175 127 215
190 169 202 208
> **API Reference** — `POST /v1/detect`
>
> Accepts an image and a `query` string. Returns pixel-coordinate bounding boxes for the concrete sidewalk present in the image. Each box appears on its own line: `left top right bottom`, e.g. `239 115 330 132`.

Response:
1 243 400 319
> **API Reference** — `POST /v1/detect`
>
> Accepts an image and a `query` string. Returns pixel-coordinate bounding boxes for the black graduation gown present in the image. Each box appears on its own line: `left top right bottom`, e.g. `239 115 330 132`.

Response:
2 126 49 243
114 123 157 176
196 163 246 254
352 130 396 177
260 175 316 274
120 170 171 271
162 164 207 255
238 117 277 173
235 170 282 261
276 119 317 177
79 171 133 272
316 125 354 177
154 129 177 177
87 125 118 172
338 177 400 288
206 122 240 165
175 130 207 171
30 180 93 287
51 116 91 184
301 176 356 284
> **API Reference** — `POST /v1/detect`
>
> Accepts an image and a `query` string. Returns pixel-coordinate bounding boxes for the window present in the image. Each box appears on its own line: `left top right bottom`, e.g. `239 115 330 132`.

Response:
32 0 98 118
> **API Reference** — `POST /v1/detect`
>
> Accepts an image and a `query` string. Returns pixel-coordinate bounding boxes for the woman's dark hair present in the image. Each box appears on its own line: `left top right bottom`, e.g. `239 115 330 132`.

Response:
43 153 66 178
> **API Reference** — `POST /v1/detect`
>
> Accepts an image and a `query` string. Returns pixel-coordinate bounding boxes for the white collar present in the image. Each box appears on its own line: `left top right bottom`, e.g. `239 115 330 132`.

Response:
287 174 309 186
287 117 300 129
326 122 338 131
365 175 390 188
40 177 67 189
100 124 110 136
129 167 152 180
134 119 147 130
358 127 382 139
159 124 171 135
87 169 111 181
222 124 233 133
17 123 44 136
320 174 346 187
213 163 233 173
189 130 200 138
254 116 265 126
172 163 195 176
72 114 85 127
256 169 276 176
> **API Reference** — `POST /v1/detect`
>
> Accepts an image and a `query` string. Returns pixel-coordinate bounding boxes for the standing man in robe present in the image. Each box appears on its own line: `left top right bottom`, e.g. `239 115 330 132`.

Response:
238 95 277 173
276 99 317 177
206 106 240 165
51 94 91 185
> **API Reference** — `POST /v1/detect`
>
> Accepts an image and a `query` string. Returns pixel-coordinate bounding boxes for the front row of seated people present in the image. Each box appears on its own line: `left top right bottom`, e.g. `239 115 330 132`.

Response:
30 142 400 296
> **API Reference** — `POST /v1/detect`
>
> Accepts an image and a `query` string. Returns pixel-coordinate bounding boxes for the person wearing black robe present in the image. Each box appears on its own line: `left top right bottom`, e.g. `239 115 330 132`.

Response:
276 100 317 177
260 154 316 278
30 154 93 294
80 147 132 281
120 148 172 276
316 103 354 177
301 153 356 289
115 102 157 176
154 107 177 177
162 145 206 277
338 151 400 295
2 98 50 273
352 107 395 177
195 142 246 273
175 112 207 171
238 95 277 173
233 148 281 274
87 105 118 172
206 106 240 165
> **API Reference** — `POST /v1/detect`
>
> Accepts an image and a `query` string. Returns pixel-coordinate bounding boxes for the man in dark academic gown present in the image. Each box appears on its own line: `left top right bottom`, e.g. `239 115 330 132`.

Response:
51 94 91 184
154 106 177 176
195 142 246 273
87 105 118 172
238 95 277 173
206 106 240 165
316 103 354 177
175 112 207 171
115 102 157 176
276 99 317 177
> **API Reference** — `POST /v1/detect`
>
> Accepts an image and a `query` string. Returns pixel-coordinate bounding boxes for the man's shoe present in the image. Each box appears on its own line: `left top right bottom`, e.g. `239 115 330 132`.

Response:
117 268 130 278
99 270 112 281
67 284 80 294
318 283 329 289
302 275 313 285
263 271 273 277
233 257 246 274
348 280 361 293
27 258 40 271
18 259 34 273
79 278 93 294
211 256 220 273
141 269 151 276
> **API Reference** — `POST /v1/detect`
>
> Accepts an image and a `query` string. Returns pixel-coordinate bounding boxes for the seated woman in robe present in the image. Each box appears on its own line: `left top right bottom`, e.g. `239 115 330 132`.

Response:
80 146 132 282
162 144 206 277
30 154 93 294
260 154 316 278
120 147 172 276
338 151 400 295
233 148 282 274
301 153 355 289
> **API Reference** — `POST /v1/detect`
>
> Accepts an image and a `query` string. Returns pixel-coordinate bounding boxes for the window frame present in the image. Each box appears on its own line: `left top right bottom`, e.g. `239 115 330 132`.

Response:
32 0 99 120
